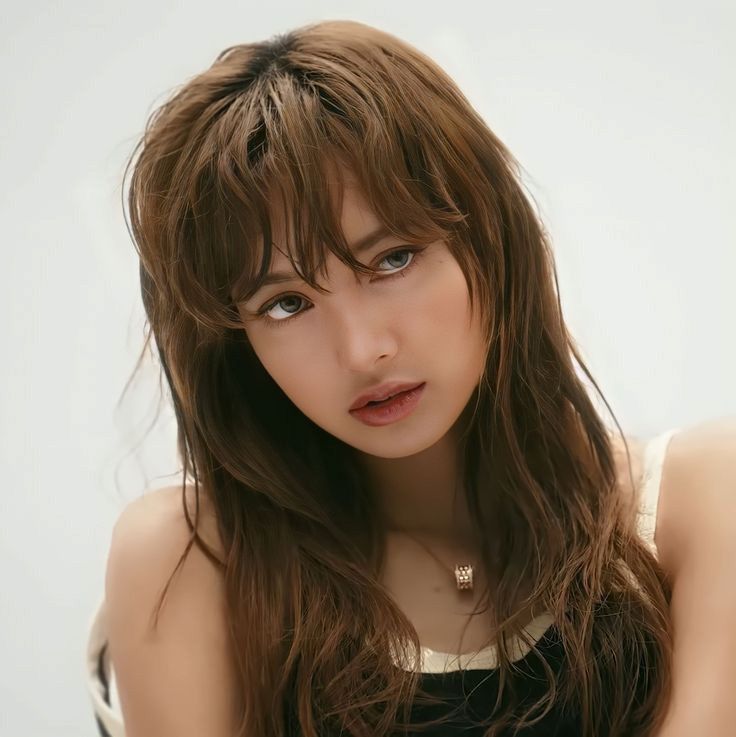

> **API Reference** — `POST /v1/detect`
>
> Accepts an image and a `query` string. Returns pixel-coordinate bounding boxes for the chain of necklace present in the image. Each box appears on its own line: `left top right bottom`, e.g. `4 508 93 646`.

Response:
402 530 477 592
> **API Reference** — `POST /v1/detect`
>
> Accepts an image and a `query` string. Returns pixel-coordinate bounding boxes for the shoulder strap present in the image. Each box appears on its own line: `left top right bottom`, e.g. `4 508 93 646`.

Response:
636 427 681 555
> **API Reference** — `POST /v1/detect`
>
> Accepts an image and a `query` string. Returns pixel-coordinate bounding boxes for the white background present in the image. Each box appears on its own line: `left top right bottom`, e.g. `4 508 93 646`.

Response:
1 1 733 734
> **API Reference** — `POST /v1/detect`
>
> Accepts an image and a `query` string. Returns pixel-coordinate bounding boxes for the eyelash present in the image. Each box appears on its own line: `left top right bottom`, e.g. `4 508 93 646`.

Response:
256 246 426 329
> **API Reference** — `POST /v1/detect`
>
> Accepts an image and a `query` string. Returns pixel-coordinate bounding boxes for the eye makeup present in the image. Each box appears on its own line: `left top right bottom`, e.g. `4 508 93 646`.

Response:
254 245 427 329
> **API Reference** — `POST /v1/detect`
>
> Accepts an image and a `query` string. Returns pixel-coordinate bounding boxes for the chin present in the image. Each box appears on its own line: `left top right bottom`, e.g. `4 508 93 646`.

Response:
351 424 451 459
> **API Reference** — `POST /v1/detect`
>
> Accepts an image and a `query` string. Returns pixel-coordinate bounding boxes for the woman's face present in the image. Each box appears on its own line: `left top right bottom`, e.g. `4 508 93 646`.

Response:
237 176 487 460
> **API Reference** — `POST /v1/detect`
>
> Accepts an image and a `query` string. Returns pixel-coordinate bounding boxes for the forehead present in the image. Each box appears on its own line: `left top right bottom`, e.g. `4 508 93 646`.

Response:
232 145 450 305
264 170 380 264
230 163 399 304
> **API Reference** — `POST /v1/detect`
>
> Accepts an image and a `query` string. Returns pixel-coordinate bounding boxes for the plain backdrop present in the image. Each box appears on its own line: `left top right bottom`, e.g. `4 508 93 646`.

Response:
1 1 733 734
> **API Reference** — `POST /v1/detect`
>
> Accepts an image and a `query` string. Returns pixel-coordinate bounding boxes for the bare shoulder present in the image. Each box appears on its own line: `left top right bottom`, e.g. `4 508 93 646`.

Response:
109 483 225 564
653 416 736 577
104 484 241 736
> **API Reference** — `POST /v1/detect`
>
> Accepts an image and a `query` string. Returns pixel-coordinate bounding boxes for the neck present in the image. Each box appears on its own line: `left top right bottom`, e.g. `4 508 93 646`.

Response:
354 404 478 545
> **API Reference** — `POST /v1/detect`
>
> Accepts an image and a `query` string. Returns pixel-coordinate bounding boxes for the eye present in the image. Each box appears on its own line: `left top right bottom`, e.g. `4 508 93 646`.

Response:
376 248 413 273
257 246 425 328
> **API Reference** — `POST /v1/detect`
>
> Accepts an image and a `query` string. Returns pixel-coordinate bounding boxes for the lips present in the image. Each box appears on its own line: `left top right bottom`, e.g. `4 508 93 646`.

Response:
349 381 425 411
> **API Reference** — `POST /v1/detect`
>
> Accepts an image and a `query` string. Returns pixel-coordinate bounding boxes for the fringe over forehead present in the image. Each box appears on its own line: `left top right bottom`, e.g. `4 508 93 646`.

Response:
132 20 508 335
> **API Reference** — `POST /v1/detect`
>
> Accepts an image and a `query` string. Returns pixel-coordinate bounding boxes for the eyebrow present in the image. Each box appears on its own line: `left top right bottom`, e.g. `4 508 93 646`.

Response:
247 224 394 295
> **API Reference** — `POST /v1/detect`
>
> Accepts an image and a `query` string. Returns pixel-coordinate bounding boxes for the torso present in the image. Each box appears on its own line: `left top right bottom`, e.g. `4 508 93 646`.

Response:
379 530 500 654
161 435 646 659
377 433 646 656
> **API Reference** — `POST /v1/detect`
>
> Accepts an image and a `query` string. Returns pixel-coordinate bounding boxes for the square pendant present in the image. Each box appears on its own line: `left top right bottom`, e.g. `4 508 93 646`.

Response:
454 564 474 591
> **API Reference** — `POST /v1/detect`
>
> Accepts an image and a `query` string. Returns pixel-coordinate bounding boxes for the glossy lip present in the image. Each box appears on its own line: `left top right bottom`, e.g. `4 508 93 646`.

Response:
349 380 425 411
349 383 426 426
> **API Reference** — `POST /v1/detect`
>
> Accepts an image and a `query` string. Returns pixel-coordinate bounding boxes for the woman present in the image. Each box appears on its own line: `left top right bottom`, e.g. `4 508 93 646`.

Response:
85 19 736 737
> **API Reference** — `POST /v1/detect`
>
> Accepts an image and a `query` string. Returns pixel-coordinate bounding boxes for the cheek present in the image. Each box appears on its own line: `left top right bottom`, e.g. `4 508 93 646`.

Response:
422 262 486 383
422 261 476 341
247 333 330 413
250 339 296 381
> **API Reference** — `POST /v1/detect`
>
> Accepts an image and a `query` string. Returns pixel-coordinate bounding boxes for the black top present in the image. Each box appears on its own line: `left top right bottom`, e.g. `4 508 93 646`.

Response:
400 624 577 736
94 621 652 736
280 620 654 737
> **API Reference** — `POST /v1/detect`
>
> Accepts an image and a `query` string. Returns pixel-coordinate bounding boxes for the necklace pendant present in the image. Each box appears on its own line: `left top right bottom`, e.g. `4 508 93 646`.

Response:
454 563 474 591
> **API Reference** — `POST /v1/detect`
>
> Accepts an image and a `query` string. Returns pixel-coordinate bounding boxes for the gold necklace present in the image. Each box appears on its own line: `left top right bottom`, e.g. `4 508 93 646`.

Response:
403 531 476 592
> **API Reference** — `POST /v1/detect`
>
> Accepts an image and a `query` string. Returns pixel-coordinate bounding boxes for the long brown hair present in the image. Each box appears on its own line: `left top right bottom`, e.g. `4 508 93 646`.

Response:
123 19 673 736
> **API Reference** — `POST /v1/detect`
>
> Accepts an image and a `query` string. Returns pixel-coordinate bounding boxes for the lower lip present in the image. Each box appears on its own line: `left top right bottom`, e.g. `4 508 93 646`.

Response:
349 383 426 426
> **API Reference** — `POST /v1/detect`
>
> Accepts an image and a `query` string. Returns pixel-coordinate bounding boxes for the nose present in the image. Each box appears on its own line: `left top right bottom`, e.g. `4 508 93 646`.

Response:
329 295 399 373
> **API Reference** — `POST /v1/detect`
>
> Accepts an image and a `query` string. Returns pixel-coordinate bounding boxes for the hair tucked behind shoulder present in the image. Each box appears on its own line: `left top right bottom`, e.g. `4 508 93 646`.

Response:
123 19 673 737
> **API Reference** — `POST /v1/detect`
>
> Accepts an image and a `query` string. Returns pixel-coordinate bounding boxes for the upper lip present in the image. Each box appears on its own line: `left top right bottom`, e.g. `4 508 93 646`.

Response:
349 381 425 410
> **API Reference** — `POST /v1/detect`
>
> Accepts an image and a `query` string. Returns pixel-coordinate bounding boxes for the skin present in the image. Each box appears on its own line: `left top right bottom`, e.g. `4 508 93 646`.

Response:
236 171 496 653
105 176 736 734
234 173 736 723
237 172 487 544
103 419 736 737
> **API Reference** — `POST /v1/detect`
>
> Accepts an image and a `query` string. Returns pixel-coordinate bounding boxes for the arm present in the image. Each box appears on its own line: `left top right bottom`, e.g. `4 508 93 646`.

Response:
652 417 736 736
105 486 242 737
